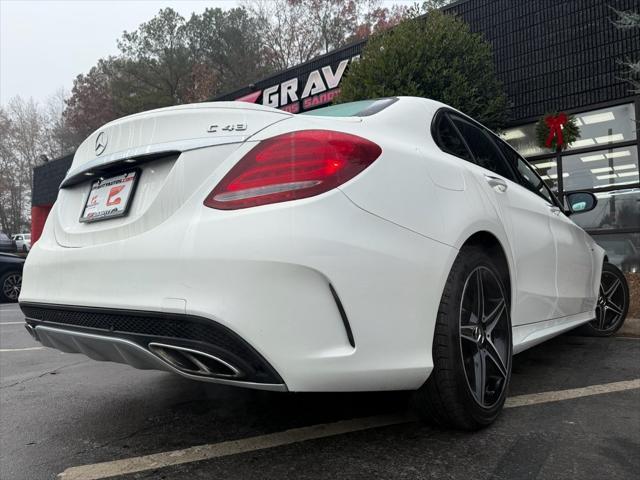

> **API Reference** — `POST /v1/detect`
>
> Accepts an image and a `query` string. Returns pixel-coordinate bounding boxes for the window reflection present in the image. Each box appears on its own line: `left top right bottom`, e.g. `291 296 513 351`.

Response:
501 103 636 156
530 159 561 192
592 233 640 274
571 188 640 231
566 103 637 151
563 146 639 191
500 123 545 157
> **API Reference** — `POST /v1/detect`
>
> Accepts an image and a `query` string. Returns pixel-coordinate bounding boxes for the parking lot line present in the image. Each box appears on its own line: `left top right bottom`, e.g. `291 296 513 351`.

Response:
504 378 640 408
57 378 640 480
0 347 44 352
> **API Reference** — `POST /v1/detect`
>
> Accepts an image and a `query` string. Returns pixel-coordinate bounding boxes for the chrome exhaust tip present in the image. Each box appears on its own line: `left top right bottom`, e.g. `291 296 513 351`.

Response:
148 343 242 379
24 324 38 341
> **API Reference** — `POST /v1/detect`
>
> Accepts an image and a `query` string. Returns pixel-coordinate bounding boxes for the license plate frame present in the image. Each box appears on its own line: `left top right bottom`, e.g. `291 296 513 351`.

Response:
79 169 141 223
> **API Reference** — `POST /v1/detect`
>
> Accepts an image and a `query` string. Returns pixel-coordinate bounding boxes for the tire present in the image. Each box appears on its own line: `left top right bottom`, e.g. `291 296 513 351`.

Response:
0 271 22 303
22 245 28 253
412 246 512 430
577 262 629 337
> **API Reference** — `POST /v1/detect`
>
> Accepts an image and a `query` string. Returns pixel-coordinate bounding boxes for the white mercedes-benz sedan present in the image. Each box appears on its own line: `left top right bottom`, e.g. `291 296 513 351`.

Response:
20 97 629 430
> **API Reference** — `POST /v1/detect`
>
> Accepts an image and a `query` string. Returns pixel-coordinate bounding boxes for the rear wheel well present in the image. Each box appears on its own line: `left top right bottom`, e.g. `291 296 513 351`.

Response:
461 232 511 305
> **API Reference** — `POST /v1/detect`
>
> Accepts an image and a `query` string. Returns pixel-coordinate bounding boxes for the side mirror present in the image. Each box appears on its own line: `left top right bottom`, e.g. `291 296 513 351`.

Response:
566 191 597 215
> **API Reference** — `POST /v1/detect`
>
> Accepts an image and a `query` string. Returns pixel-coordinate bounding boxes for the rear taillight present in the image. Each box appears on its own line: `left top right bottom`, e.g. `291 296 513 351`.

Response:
203 130 382 210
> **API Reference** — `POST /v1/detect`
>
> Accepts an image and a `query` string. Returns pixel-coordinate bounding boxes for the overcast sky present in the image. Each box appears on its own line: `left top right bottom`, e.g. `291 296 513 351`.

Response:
0 0 414 107
0 0 239 106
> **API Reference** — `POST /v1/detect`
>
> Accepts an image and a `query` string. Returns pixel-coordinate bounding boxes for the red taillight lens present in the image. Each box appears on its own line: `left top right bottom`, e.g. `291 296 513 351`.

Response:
204 130 382 210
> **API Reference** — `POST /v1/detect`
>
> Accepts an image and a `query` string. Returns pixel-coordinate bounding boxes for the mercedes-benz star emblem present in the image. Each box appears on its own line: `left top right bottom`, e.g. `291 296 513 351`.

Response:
95 131 108 156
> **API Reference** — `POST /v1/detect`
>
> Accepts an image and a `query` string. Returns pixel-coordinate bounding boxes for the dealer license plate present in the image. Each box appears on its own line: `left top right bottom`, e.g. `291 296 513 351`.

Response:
80 170 139 223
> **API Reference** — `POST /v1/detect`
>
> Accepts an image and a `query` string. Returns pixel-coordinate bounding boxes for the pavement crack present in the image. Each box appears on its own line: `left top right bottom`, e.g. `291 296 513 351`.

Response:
70 420 176 458
0 360 89 389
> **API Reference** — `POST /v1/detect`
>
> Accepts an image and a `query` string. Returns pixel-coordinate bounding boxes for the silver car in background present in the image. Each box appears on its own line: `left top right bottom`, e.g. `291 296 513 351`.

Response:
12 233 31 253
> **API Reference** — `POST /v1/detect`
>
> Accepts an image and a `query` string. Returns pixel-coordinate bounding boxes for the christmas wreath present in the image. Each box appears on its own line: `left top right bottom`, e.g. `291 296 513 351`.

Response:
535 112 580 151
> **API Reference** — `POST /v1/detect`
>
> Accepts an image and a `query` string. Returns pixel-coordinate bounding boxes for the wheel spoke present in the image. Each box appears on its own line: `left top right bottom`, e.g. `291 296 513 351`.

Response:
484 339 508 379
475 270 484 322
473 350 485 405
605 302 623 317
484 299 506 335
604 278 621 300
597 307 607 329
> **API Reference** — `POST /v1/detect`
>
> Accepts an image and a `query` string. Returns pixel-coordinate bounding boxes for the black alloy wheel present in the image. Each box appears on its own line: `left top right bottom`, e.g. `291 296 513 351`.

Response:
579 262 629 337
1 271 22 303
459 266 511 408
413 246 512 430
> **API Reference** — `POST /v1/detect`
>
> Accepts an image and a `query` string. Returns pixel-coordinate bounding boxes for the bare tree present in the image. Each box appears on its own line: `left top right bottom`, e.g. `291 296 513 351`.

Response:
611 7 640 94
243 0 455 70
0 95 71 235
43 88 80 157
0 108 22 234
245 0 323 70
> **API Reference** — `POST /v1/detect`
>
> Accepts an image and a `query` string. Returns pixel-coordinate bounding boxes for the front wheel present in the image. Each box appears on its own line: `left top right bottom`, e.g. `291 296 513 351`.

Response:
412 246 512 430
578 262 629 337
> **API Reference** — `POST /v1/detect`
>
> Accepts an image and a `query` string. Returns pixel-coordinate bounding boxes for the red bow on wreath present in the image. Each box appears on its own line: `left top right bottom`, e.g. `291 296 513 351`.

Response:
544 113 568 149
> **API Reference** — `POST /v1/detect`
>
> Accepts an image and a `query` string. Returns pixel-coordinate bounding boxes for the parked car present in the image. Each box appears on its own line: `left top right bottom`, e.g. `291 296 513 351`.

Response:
0 253 24 302
20 97 629 430
0 232 17 253
12 233 31 252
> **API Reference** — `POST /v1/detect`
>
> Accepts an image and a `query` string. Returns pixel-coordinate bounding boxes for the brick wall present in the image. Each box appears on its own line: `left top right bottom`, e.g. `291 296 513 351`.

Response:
448 0 640 122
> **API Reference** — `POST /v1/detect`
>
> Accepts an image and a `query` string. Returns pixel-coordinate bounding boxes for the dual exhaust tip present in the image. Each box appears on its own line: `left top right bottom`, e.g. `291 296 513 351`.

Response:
26 324 242 380
148 343 242 379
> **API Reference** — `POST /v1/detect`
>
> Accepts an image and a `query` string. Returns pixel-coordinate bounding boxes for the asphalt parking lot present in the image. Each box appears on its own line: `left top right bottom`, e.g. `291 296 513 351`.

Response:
1 302 639 480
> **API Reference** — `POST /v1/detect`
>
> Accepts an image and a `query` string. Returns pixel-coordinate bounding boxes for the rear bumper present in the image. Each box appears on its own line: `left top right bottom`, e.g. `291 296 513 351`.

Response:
22 304 286 391
20 190 458 392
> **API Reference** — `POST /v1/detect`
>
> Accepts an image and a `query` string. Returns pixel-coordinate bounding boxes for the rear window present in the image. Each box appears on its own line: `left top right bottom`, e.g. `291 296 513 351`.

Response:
0 233 9 241
302 98 397 117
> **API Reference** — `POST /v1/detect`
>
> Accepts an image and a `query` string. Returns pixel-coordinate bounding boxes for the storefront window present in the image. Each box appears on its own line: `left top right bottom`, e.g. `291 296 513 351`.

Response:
502 103 636 157
566 103 637 151
530 158 561 192
562 146 639 191
592 232 640 274
571 188 640 231
500 123 545 157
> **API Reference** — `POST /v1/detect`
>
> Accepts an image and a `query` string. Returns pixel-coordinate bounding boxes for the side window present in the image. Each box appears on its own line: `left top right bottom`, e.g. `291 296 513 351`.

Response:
496 139 556 205
452 117 515 180
433 114 473 161
16 236 22 240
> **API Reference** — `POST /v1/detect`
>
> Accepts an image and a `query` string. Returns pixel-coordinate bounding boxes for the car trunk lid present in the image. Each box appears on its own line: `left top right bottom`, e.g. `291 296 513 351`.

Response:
54 102 291 248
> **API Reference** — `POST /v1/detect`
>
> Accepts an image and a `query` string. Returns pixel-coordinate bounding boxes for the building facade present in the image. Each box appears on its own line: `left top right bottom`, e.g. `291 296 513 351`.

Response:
216 0 640 275
34 0 639 275
31 153 73 244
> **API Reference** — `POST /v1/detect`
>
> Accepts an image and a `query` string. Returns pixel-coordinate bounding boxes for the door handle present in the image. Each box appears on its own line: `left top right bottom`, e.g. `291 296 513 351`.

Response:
484 175 508 192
